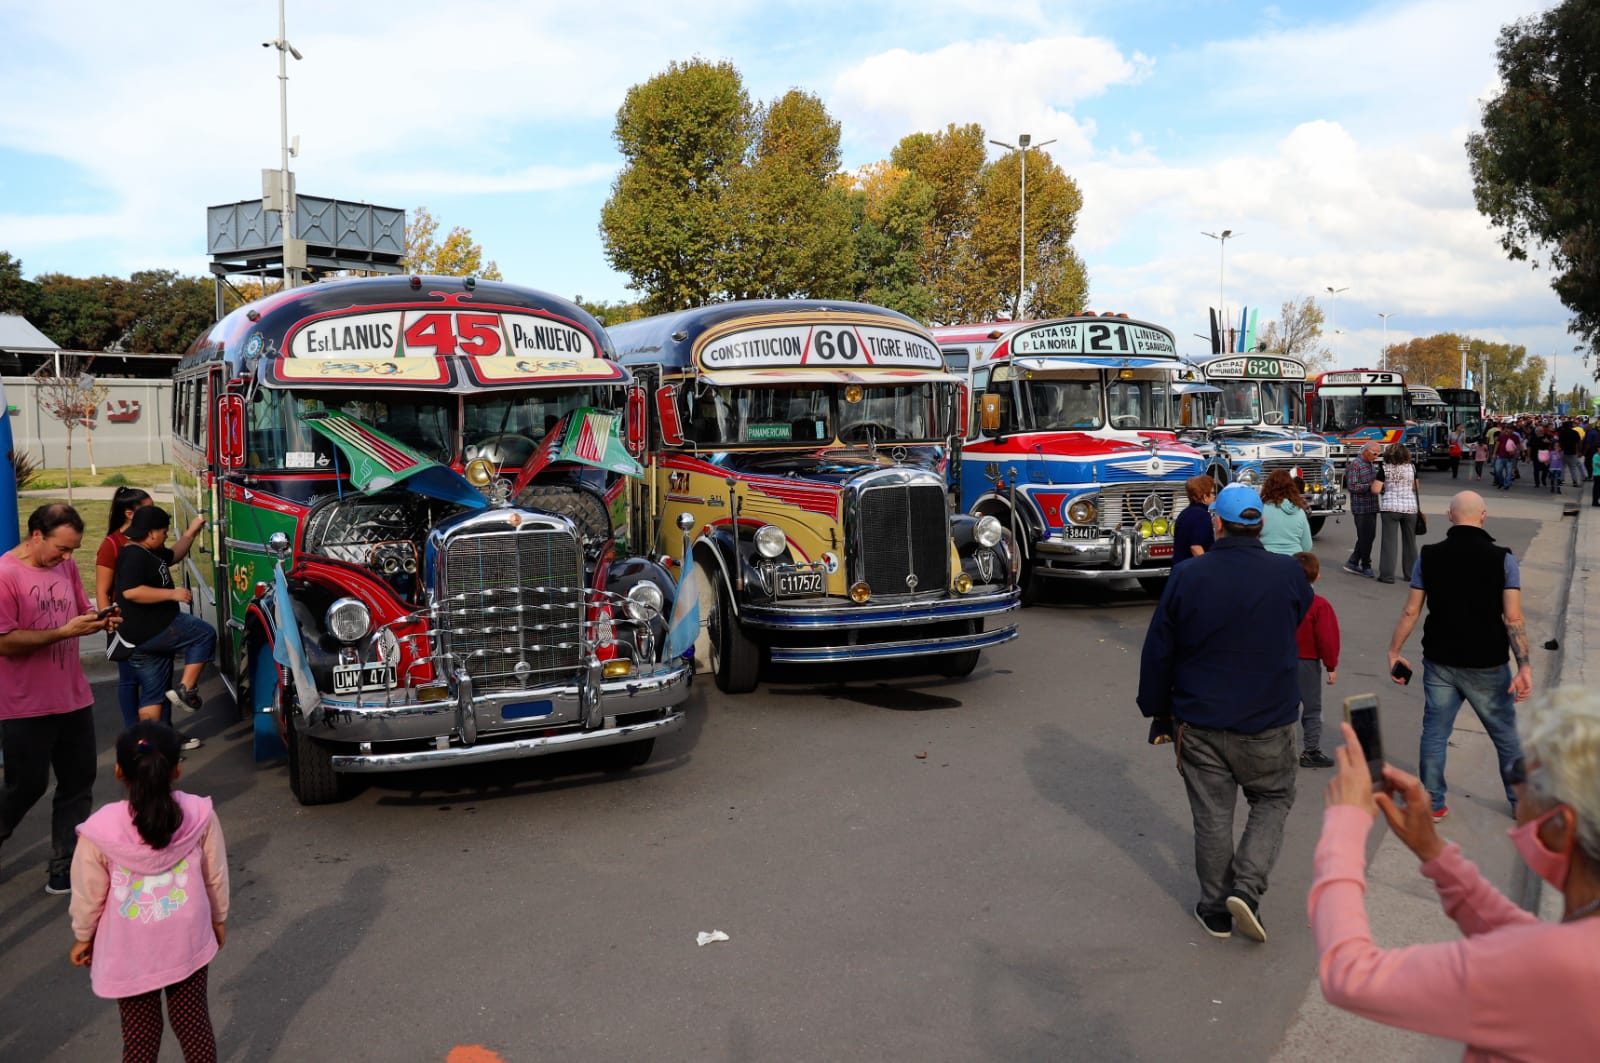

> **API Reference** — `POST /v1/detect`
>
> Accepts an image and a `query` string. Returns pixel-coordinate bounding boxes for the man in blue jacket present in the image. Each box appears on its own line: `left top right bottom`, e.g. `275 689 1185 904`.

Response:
1138 483 1312 944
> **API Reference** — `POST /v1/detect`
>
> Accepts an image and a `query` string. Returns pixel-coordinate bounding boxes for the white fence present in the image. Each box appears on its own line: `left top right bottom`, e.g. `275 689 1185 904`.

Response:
4 377 174 469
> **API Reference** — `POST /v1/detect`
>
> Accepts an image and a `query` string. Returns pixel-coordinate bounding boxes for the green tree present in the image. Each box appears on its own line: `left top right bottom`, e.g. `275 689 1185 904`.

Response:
1467 2 1600 360
891 124 986 322
113 270 215 352
0 251 40 320
600 59 752 312
31 274 120 351
1450 338 1546 412
836 162 936 320
1256 297 1328 368
575 296 645 326
405 206 503 279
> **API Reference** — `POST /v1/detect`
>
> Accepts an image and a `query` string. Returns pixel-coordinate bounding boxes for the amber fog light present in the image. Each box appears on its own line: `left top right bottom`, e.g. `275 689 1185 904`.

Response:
602 660 634 679
954 573 973 594
849 582 872 603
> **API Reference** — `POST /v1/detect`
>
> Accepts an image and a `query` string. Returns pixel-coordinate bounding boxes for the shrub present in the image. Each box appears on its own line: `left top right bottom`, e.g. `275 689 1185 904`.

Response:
101 472 131 486
11 449 41 492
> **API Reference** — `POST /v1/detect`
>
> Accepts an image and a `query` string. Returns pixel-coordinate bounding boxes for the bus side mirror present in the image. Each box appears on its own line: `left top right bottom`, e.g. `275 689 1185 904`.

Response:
957 383 970 438
655 384 685 447
217 395 245 469
625 386 647 457
980 393 1002 433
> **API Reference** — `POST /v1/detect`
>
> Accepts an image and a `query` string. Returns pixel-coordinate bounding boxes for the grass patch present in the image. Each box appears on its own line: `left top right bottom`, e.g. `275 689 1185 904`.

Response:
29 463 176 491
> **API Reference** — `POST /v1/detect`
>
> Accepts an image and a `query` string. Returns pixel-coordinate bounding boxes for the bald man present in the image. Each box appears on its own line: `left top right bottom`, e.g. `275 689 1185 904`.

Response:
1387 491 1529 822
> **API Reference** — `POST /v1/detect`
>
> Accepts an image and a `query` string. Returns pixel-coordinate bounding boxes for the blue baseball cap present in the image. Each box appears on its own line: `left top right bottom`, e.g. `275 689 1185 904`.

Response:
1209 483 1264 525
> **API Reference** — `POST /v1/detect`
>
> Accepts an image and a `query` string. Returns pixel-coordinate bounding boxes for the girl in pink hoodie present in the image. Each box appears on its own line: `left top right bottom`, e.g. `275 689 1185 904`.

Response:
69 722 229 1063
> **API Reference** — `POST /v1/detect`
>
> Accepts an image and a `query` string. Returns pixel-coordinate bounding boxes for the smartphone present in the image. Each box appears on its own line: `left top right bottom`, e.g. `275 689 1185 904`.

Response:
96 604 119 620
1390 660 1412 685
1344 694 1385 784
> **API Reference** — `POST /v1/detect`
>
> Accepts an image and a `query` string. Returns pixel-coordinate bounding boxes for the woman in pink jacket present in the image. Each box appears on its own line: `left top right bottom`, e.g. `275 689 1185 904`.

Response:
1311 690 1600 1060
69 722 229 1063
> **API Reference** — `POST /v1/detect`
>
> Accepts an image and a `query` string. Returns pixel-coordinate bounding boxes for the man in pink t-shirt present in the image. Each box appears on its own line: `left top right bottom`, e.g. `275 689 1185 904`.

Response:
0 504 120 896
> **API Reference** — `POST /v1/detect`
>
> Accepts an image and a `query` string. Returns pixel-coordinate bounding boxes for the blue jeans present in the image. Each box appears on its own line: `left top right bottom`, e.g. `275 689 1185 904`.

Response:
1492 456 1514 487
129 613 218 710
1419 659 1523 813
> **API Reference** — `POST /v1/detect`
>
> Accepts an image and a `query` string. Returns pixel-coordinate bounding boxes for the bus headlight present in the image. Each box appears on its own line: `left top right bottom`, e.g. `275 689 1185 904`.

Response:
1152 517 1170 536
1137 520 1154 539
1065 498 1098 525
974 514 1004 548
1236 468 1260 485
753 525 787 559
625 582 664 622
325 598 371 643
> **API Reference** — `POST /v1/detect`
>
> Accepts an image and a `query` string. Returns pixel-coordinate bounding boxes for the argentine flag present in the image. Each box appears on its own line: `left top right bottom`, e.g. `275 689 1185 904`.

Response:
273 560 321 718
663 552 700 662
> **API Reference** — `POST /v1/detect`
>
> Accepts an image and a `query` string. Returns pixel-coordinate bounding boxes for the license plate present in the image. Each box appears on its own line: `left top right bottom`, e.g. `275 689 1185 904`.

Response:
777 571 824 596
1063 526 1100 540
332 662 395 694
1146 543 1174 559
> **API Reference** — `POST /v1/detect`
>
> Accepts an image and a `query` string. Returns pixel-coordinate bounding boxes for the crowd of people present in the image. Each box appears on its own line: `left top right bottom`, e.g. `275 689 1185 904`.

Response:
1463 415 1600 503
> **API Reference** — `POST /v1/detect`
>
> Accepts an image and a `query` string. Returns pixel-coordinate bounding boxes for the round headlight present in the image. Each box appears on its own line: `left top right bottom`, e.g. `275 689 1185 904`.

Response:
1152 517 1170 536
1065 498 1098 526
753 524 787 559
1237 468 1260 486
325 597 371 643
954 572 973 594
974 514 1004 548
1137 520 1154 539
625 581 664 622
850 581 872 603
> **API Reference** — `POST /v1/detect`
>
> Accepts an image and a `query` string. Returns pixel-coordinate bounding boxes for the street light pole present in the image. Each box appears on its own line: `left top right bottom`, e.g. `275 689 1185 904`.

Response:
265 0 303 288
1325 286 1350 367
989 133 1055 319
1376 312 1393 370
1202 230 1239 350
1458 341 1469 389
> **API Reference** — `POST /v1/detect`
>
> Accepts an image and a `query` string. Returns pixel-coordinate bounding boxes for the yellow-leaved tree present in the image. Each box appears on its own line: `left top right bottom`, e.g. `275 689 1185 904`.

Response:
405 207 503 279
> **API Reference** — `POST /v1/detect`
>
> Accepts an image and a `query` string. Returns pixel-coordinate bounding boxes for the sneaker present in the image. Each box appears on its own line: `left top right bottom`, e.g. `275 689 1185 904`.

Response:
1432 806 1449 822
1194 904 1231 939
1299 749 1335 768
1360 567 1376 579
1377 577 1396 584
167 683 203 714
178 732 203 751
45 872 71 896
1226 892 1267 943
1341 562 1363 576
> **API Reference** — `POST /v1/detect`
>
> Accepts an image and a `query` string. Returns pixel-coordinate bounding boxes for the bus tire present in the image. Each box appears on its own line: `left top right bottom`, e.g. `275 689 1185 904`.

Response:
1137 576 1169 598
937 621 983 677
599 738 655 772
710 574 760 694
1307 516 1326 537
284 685 345 806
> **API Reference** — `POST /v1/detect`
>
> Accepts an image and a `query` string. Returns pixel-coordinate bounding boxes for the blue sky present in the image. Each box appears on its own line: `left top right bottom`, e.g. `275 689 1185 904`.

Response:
1 0 1585 387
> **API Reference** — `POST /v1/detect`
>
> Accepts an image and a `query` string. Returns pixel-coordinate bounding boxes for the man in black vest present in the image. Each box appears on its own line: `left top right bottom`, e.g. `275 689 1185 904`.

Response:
1386 491 1530 822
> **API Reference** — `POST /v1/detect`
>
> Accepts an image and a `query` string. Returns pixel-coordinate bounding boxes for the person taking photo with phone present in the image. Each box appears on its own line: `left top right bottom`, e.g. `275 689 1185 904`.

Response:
1387 490 1530 823
1309 689 1600 1059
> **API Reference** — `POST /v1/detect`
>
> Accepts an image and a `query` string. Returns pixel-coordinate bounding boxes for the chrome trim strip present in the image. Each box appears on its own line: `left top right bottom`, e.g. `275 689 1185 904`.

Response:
739 590 1019 630
766 623 1018 664
330 711 685 771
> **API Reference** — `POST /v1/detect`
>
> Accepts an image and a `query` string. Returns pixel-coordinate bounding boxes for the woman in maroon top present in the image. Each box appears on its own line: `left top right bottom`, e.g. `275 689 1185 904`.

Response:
95 488 204 740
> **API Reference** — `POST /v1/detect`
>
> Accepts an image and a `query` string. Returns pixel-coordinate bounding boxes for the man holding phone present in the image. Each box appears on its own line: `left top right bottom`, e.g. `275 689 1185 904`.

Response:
1387 490 1529 822
1139 484 1313 943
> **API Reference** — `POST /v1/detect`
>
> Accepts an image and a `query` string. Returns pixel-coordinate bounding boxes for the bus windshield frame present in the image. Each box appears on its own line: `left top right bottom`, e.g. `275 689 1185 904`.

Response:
1017 372 1172 431
683 382 954 447
1313 388 1407 435
1212 379 1301 427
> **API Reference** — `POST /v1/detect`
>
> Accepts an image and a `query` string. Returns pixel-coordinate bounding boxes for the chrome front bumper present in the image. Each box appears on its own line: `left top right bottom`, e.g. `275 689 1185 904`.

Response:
1033 529 1176 581
740 588 1019 631
310 662 691 772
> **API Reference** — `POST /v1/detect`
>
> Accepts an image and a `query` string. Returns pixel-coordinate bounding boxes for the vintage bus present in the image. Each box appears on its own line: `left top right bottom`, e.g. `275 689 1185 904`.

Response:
171 276 691 804
1308 368 1409 467
932 315 1208 600
1406 384 1453 469
1178 354 1342 535
609 300 1020 693
1436 387 1485 439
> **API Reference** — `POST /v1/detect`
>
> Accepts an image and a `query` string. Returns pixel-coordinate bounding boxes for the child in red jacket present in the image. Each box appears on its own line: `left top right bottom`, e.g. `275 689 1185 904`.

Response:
1293 552 1340 767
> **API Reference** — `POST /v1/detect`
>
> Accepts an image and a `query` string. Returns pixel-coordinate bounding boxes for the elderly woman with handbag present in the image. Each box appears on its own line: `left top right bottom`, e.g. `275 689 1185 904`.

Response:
1372 442 1420 584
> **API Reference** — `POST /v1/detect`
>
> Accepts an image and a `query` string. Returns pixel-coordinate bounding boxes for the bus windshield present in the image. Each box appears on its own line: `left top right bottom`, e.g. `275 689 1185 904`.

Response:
1215 380 1298 426
244 385 627 470
686 383 951 446
1314 390 1406 434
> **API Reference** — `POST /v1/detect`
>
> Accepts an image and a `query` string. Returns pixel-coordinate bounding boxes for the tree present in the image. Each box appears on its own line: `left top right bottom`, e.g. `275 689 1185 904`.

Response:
112 270 215 352
1256 297 1329 368
33 356 97 501
1382 333 1469 387
836 162 936 320
405 207 503 279
600 59 753 312
0 251 39 320
1467 2 1600 361
575 296 645 326
891 124 986 322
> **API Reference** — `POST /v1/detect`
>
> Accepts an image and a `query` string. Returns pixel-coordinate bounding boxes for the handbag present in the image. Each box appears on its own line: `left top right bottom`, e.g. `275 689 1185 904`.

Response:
1415 510 1428 535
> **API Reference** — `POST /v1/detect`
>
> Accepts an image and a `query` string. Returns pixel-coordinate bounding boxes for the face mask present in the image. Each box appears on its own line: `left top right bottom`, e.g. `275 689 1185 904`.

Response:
1507 805 1572 889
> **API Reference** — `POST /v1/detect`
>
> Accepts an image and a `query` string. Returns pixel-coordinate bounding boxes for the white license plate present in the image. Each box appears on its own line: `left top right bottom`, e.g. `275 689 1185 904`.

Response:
777 571 824 596
332 662 395 694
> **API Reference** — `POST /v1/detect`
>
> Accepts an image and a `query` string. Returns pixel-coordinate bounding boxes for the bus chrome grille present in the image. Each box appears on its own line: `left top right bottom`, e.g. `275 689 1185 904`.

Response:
438 526 584 694
857 483 948 595
1094 484 1191 531
1262 457 1324 487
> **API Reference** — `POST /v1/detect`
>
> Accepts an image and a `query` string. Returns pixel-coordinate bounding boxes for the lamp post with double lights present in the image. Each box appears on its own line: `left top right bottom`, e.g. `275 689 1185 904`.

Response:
1376 312 1393 370
1201 230 1239 350
989 133 1057 319
1325 286 1350 367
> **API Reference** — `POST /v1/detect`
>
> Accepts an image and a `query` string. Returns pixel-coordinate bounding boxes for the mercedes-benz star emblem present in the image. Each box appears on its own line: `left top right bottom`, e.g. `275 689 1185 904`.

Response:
1141 492 1165 520
905 573 919 591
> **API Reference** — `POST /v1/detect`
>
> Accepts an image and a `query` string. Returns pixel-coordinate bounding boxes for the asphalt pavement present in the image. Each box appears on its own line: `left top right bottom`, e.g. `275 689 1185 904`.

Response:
0 470 1581 1062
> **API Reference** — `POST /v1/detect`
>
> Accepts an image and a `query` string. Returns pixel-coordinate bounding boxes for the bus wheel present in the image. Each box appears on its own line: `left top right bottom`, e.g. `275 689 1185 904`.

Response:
709 573 760 694
937 621 983 677
1308 516 1326 537
1137 577 1169 598
284 685 345 806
